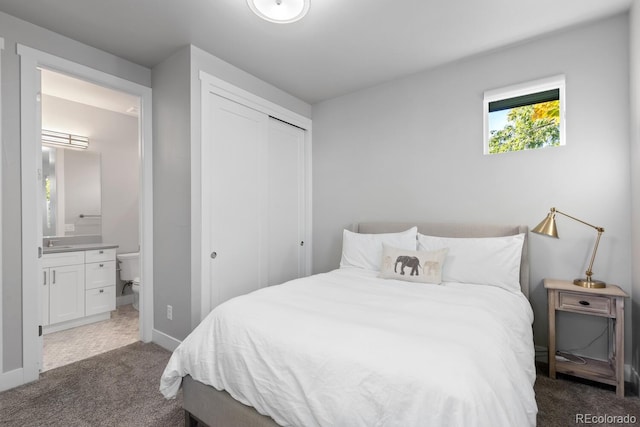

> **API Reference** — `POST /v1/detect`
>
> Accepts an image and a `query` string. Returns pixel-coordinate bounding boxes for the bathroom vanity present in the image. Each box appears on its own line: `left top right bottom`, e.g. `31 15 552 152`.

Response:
42 243 118 333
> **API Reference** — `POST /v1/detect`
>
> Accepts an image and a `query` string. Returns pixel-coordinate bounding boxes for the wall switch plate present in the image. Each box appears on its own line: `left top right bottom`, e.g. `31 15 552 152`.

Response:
167 305 173 320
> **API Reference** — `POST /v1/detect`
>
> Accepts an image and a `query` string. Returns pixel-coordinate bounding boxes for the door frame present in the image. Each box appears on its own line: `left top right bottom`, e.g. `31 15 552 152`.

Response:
18 44 154 384
194 72 313 321
0 37 4 379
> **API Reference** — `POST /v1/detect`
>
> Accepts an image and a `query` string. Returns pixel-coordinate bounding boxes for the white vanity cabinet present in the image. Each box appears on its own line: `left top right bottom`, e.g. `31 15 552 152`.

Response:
42 252 86 326
85 249 117 316
41 247 117 332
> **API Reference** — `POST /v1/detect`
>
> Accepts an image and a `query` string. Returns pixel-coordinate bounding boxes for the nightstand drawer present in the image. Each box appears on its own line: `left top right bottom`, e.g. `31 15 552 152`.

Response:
558 292 611 315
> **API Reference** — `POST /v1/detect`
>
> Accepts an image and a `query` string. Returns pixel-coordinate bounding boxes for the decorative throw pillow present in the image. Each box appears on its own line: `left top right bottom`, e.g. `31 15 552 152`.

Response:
340 227 418 271
417 233 525 292
379 244 448 284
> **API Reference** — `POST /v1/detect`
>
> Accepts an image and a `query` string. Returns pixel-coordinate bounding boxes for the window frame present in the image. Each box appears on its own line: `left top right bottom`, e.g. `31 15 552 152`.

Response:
483 75 566 155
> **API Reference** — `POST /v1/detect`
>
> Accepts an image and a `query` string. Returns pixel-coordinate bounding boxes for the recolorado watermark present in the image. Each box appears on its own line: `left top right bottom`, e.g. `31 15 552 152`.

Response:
576 413 637 424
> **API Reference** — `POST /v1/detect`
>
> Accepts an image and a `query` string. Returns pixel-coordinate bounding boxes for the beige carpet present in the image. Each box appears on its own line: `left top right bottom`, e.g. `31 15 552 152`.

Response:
0 342 183 426
535 368 640 426
43 304 139 371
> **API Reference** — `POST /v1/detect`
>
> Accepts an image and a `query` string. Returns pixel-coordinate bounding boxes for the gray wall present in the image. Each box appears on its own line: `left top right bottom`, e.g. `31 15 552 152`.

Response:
151 45 311 341
1 11 150 373
152 46 192 341
630 3 640 392
312 15 632 362
43 95 140 293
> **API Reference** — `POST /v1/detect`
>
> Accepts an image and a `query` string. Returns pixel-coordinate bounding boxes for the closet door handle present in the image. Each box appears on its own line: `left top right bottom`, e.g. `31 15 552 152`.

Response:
43 271 47 286
52 270 56 284
99 264 104 267
210 252 217 259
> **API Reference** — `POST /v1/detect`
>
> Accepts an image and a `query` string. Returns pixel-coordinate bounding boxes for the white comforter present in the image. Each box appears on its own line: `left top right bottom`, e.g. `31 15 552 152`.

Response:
160 268 537 427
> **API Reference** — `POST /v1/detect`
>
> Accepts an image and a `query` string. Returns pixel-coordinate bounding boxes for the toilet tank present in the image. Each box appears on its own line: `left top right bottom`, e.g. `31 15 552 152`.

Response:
117 252 140 281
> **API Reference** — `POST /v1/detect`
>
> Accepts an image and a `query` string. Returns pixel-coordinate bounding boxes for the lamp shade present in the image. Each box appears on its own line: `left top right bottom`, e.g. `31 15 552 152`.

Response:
248 0 310 23
532 212 558 238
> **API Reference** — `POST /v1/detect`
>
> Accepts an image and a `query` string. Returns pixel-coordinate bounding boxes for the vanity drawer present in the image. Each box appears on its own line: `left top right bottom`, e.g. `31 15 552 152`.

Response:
85 248 116 263
85 286 115 316
85 261 116 290
42 251 84 268
558 291 612 316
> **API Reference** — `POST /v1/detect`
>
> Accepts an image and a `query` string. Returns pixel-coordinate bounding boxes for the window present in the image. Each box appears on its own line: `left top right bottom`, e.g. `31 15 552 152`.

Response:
483 75 565 155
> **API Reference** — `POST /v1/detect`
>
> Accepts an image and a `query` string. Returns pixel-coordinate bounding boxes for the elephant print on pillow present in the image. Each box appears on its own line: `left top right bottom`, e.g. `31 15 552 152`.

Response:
395 256 421 276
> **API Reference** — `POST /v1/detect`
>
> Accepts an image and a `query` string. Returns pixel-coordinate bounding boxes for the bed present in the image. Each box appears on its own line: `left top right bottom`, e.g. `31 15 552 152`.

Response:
160 222 537 427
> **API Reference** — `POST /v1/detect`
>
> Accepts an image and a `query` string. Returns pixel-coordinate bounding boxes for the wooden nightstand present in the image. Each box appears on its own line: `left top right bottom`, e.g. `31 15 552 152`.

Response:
545 279 628 396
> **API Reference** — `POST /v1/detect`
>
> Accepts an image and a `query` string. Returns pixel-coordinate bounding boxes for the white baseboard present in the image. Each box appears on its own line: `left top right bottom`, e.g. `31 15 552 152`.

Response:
0 368 26 392
534 345 548 363
630 366 639 394
152 328 181 352
117 294 134 306
43 312 110 334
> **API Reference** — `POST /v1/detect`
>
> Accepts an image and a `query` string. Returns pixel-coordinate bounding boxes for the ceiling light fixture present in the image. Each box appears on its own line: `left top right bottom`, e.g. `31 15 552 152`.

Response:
247 0 310 24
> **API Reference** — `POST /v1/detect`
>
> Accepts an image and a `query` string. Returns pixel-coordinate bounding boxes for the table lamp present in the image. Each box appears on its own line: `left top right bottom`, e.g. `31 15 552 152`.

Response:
532 207 606 288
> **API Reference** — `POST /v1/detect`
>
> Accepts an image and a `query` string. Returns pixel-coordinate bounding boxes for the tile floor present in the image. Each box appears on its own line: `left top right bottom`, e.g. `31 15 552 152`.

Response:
42 304 139 372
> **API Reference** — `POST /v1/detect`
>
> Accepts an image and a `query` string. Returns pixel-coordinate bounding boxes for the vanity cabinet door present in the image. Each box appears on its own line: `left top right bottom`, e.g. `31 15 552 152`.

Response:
49 264 85 324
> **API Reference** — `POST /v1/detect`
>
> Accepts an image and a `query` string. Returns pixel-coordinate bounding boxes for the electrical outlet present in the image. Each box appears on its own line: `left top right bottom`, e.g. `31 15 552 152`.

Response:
167 305 173 320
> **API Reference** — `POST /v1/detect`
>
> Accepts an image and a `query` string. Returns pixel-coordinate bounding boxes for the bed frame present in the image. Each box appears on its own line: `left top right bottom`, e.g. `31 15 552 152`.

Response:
183 222 529 426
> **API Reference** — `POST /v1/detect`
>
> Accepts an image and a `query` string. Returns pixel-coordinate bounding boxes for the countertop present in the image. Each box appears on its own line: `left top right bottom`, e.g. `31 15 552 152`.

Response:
43 243 119 254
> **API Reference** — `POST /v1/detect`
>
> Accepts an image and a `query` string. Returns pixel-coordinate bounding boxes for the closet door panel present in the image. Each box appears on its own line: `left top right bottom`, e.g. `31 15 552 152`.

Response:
207 94 268 307
267 118 305 286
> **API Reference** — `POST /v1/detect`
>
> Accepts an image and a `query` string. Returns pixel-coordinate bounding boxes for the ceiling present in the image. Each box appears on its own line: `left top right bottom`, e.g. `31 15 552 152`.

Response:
41 69 140 117
0 0 632 104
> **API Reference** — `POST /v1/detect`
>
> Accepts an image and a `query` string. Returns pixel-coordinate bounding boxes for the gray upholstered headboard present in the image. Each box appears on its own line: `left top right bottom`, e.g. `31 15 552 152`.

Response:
356 222 530 298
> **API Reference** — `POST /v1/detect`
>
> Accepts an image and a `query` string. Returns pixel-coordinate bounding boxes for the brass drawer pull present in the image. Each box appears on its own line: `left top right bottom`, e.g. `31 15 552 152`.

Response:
579 300 590 306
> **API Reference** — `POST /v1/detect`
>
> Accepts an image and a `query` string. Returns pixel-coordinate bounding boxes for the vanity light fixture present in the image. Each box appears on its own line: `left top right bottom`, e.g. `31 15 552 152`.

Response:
42 129 89 150
247 0 310 23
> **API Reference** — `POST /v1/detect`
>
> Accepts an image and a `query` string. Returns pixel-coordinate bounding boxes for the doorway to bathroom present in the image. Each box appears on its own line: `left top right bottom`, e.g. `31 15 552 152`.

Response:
18 45 154 384
39 69 142 371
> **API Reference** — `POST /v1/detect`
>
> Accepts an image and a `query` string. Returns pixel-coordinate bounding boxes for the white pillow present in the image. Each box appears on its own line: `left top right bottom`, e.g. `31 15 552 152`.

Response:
379 244 448 284
340 227 418 271
417 233 525 292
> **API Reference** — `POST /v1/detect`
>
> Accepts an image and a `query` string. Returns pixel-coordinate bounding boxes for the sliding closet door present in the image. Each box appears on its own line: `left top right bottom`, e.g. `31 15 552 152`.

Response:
203 91 307 311
207 94 269 306
267 118 305 286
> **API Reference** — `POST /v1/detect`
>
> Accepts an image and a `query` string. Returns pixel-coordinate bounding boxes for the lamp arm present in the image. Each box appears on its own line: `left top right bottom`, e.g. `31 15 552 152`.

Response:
584 229 603 280
553 208 605 233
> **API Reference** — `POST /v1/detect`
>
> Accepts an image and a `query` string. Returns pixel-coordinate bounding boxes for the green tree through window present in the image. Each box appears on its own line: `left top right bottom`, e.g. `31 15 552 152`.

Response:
488 100 560 154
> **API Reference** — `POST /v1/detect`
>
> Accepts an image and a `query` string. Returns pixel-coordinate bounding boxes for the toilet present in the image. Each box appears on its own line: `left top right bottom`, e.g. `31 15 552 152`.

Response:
117 252 140 310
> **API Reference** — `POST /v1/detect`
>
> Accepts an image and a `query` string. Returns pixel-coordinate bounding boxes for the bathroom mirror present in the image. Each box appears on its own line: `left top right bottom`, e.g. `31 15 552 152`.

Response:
42 146 102 238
